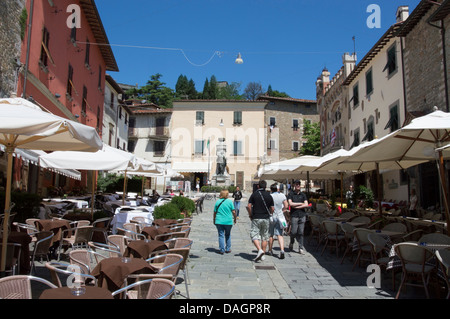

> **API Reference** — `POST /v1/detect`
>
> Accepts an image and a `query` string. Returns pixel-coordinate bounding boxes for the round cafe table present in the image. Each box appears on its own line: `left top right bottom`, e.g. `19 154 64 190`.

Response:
91 257 158 291
39 286 113 299
123 240 168 259
141 226 171 240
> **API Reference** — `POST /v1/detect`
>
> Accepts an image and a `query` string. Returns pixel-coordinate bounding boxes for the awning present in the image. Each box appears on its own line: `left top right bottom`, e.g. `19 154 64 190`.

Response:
172 161 209 173
0 145 81 180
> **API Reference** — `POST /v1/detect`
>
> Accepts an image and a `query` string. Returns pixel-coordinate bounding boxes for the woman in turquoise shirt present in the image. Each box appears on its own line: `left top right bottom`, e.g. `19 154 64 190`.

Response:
213 190 237 254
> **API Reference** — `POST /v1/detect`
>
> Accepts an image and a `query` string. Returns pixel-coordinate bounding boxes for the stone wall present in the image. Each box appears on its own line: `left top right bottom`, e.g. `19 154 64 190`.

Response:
0 0 25 98
403 7 449 113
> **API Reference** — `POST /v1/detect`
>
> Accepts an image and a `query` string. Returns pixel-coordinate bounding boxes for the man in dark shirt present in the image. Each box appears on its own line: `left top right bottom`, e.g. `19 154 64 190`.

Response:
247 180 274 262
232 186 243 219
287 180 309 254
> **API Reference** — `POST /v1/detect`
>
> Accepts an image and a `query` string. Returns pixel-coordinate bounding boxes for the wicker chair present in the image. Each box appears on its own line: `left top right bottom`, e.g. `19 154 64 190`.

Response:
0 275 57 299
111 278 175 299
29 231 54 275
382 222 407 233
352 228 374 271
146 253 184 282
321 221 345 257
44 261 97 288
368 233 396 290
394 243 435 299
435 248 450 299
339 222 355 264
57 226 94 260
418 233 450 245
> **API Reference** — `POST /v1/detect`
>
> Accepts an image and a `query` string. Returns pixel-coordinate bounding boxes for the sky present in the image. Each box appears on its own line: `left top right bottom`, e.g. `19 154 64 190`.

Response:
94 0 421 101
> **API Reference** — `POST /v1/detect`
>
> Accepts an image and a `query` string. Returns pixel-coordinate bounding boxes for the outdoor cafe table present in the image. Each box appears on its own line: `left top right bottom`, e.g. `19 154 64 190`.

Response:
153 219 179 227
141 226 172 240
39 286 113 299
0 231 31 273
35 219 71 244
91 257 158 291
123 240 168 259
111 206 154 234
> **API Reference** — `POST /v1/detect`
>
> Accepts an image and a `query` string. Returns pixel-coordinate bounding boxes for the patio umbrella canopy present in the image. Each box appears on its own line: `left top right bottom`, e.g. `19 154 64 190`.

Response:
39 144 139 211
0 97 103 275
315 110 450 231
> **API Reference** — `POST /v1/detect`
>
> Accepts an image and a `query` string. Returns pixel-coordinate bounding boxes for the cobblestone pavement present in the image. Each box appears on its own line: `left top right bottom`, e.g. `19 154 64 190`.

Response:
185 193 433 299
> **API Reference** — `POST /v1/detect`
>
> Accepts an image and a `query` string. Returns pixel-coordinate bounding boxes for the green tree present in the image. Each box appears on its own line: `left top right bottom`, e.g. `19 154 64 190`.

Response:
209 75 218 99
300 121 320 156
139 73 175 108
217 82 243 100
202 78 210 99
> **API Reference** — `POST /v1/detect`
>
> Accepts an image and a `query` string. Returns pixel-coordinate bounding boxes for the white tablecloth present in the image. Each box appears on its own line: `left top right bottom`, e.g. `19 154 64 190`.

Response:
111 206 154 234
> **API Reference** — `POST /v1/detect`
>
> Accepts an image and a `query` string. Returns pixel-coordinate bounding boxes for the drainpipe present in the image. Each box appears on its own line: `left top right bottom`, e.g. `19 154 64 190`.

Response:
22 0 34 98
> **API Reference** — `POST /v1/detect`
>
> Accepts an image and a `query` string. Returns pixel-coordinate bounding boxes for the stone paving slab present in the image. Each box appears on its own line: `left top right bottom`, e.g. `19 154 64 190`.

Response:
182 193 432 300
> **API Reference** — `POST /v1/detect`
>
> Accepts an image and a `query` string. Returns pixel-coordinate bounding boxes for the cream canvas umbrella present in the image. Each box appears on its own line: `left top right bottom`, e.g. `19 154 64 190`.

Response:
0 97 103 274
39 144 138 211
326 110 450 231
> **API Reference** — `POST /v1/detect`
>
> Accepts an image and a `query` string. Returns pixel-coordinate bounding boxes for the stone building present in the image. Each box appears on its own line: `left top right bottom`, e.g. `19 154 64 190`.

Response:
0 0 25 98
257 96 318 163
397 0 450 209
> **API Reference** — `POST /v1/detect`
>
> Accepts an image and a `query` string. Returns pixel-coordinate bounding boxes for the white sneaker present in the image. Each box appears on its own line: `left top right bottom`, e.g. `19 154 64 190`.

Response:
299 248 305 255
254 249 265 262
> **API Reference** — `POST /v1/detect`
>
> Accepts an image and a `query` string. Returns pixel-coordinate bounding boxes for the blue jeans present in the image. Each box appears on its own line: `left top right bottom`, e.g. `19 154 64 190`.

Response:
216 224 233 253
234 201 241 217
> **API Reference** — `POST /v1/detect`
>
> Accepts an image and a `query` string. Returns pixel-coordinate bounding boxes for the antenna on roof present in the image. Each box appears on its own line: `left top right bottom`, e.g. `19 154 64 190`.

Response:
352 36 356 56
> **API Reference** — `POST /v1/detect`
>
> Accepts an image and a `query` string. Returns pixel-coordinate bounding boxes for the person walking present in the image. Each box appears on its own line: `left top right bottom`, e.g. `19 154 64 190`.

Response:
409 188 418 217
268 183 288 259
346 184 355 209
213 189 237 255
246 180 274 262
287 180 309 254
232 186 243 219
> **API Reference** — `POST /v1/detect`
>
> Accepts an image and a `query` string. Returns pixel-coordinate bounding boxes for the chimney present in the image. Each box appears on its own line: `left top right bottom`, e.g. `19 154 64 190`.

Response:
396 6 409 23
342 52 357 77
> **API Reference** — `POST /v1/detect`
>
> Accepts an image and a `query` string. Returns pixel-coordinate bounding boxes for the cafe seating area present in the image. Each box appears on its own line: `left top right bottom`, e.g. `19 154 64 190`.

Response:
0 192 196 299
307 205 450 299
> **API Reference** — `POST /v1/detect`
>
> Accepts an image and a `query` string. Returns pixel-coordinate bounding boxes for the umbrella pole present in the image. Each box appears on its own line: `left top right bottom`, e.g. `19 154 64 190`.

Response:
437 150 450 234
122 171 127 206
1 147 14 275
91 171 96 218
376 163 382 217
340 172 344 209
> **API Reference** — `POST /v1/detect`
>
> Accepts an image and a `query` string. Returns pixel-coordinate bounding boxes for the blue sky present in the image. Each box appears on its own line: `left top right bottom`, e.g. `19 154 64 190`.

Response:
95 0 421 101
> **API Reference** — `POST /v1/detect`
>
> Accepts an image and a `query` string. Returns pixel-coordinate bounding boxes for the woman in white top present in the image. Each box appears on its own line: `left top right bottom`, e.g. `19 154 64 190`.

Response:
268 183 289 259
409 189 418 217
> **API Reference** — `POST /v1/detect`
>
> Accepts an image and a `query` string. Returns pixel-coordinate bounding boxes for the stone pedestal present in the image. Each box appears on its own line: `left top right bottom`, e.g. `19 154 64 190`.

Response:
211 174 232 187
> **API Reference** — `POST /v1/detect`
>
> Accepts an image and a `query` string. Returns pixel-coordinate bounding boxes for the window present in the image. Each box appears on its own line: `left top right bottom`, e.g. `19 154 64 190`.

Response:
384 44 397 76
233 140 242 155
233 111 242 125
269 117 276 127
268 139 277 150
66 64 73 96
81 86 87 114
293 119 299 131
362 118 375 142
196 111 204 125
39 27 53 67
366 68 373 96
129 117 136 128
84 39 90 66
292 141 299 151
118 107 122 119
110 92 114 109
352 83 359 108
70 26 77 44
351 129 360 149
98 66 102 90
194 139 205 154
156 117 165 135
385 104 399 132
154 141 165 155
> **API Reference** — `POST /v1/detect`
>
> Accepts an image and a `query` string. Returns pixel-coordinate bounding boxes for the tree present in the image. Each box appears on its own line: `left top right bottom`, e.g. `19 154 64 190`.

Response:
267 84 290 97
244 82 264 100
202 78 210 99
131 73 175 108
208 75 218 99
300 121 320 156
175 74 197 99
217 82 243 100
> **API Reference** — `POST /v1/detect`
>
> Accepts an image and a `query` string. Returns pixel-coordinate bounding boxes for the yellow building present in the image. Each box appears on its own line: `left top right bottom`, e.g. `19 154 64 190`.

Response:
171 100 268 191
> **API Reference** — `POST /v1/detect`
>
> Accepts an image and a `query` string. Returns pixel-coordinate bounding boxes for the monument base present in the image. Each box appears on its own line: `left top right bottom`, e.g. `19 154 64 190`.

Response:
211 174 232 188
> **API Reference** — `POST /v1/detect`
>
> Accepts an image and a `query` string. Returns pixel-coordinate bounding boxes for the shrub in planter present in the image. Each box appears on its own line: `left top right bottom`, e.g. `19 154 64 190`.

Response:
171 196 195 217
0 191 42 223
153 203 183 220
